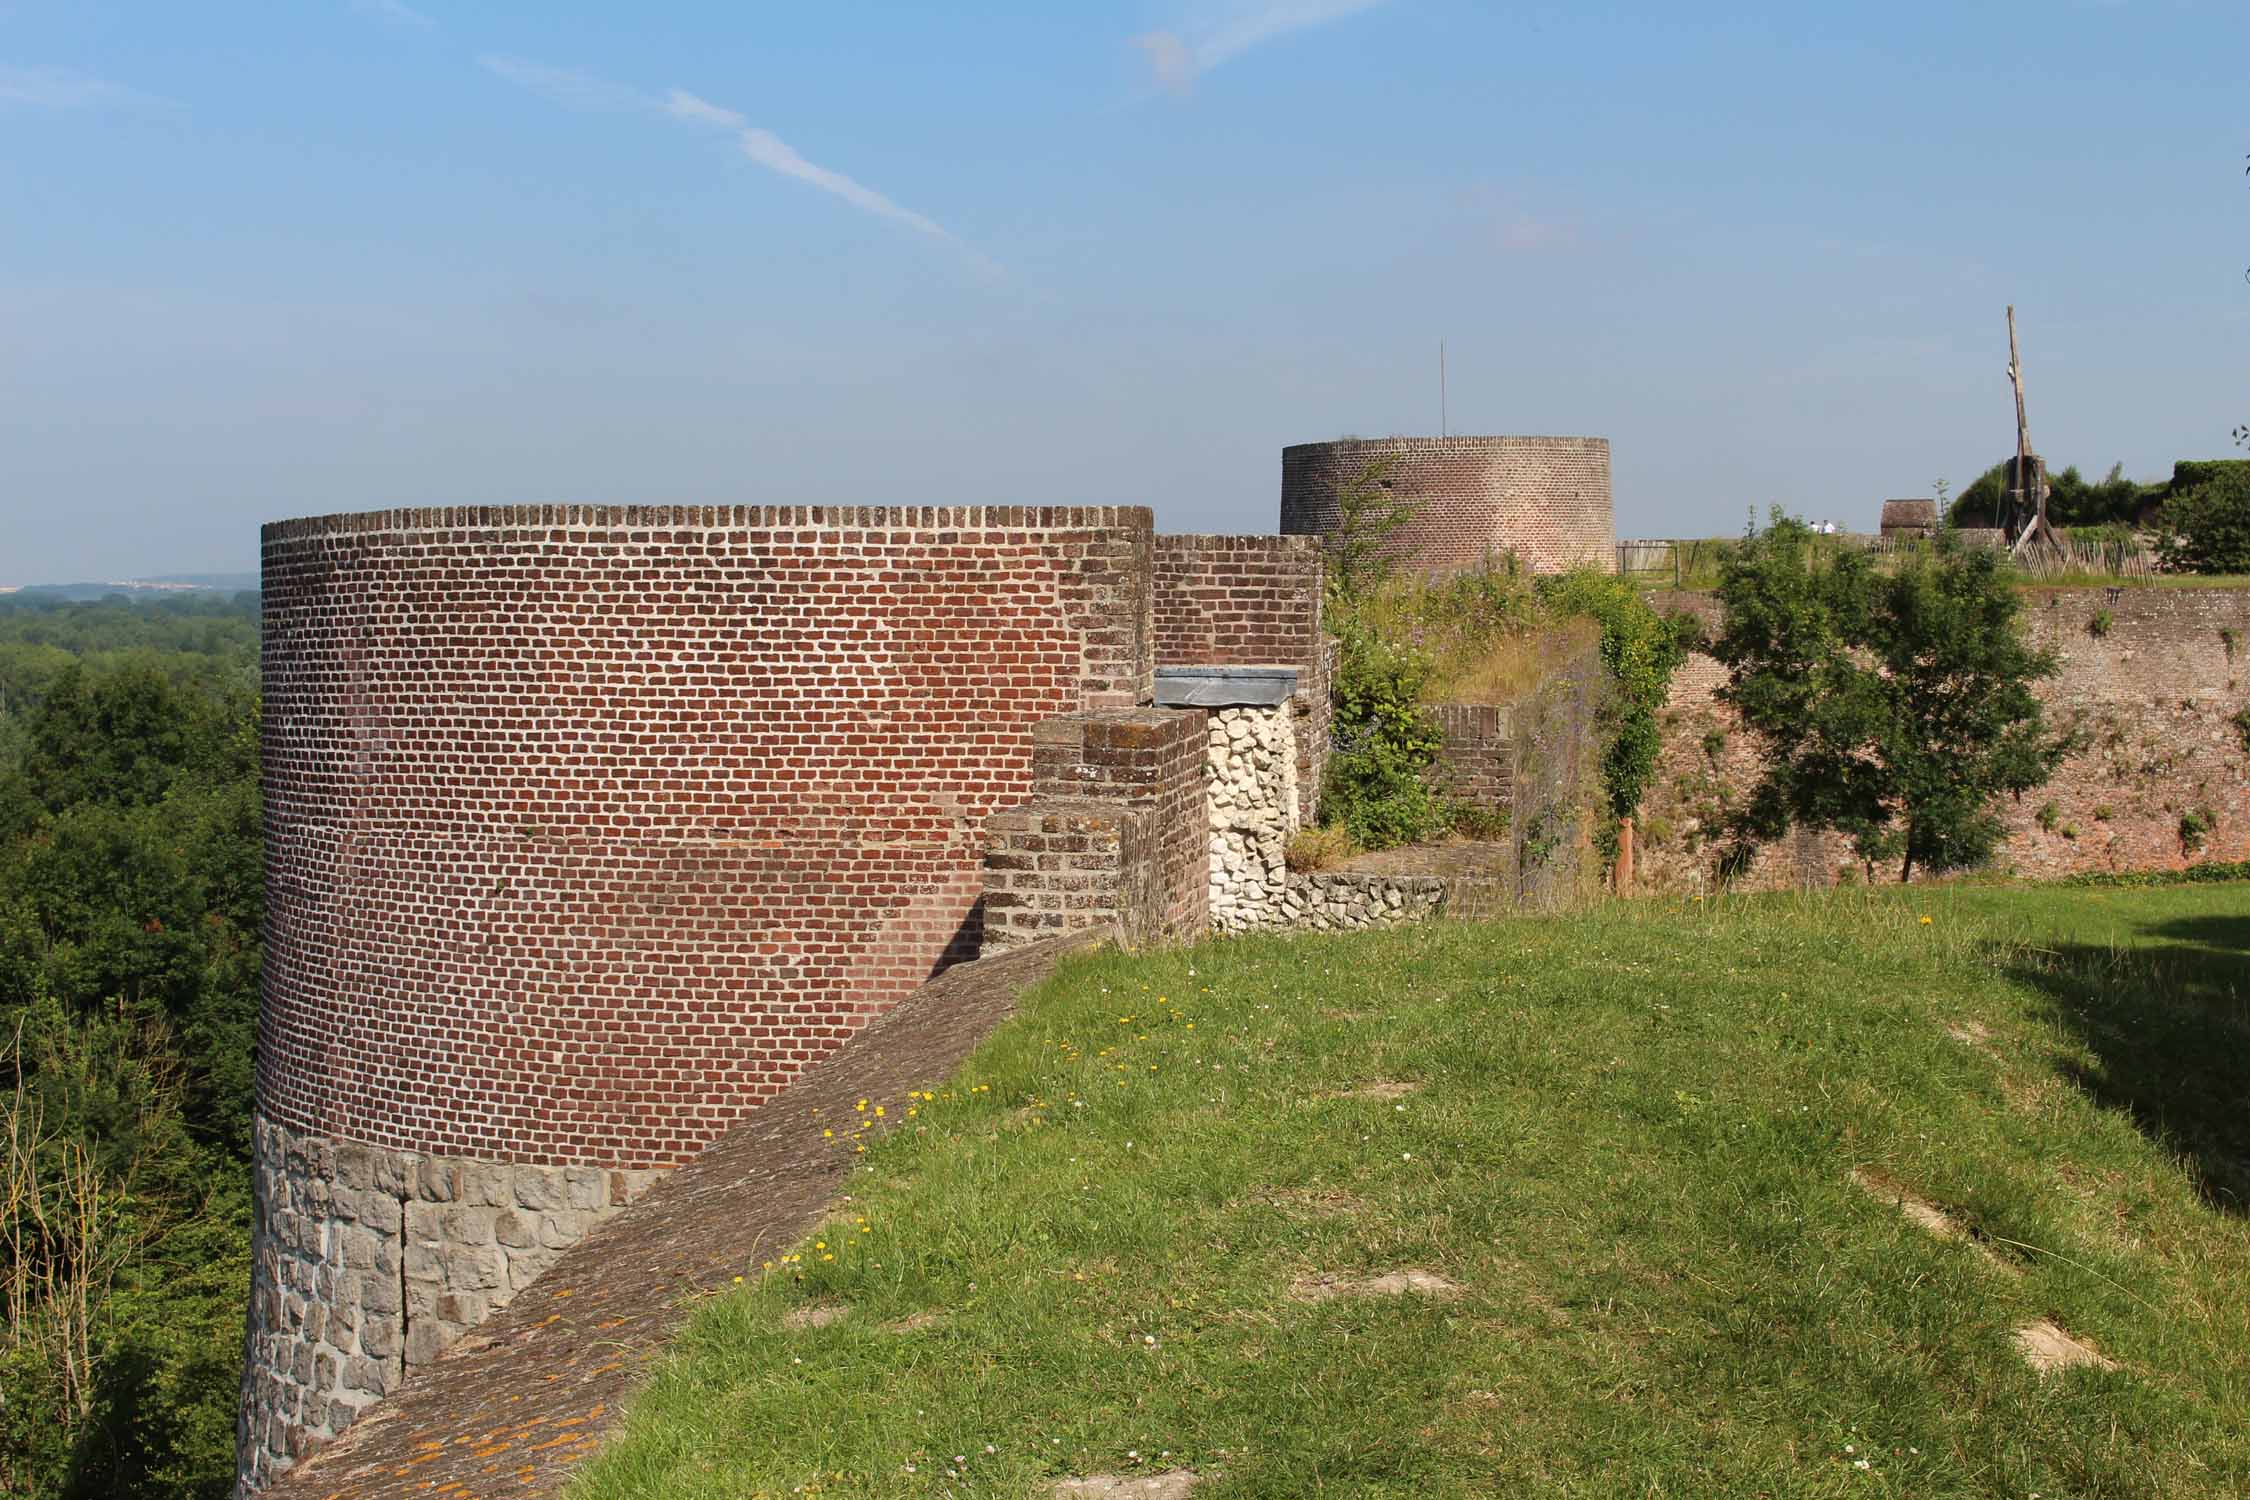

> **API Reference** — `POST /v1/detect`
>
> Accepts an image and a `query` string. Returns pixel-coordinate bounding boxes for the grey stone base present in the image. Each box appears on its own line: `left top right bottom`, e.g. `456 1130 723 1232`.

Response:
235 1115 666 1494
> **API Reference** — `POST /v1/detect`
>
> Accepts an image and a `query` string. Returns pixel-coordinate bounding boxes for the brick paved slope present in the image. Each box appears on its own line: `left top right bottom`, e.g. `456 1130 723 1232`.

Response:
264 928 1106 1500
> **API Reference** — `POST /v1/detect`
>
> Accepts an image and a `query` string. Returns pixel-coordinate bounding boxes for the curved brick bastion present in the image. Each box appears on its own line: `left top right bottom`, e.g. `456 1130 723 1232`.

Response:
1280 434 1614 575
239 504 1157 1490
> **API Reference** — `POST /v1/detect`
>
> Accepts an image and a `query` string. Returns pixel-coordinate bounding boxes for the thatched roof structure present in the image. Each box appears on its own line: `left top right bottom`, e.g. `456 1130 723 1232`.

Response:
1879 499 1938 536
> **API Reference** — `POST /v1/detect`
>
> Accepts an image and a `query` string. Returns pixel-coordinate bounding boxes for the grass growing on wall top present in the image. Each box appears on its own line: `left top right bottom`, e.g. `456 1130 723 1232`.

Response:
573 883 2250 1499
1630 536 2250 594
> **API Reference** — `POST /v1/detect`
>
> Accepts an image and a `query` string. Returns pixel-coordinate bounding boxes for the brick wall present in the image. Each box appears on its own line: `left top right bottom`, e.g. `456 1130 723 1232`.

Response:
1428 704 1515 812
1280 436 1614 576
980 801 1165 954
1151 533 1330 822
1027 707 1209 939
258 504 1157 1170
1637 588 2250 890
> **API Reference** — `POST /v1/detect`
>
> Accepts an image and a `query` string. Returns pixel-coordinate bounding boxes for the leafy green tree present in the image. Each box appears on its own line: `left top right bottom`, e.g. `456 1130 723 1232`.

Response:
1711 514 2072 883
2156 466 2250 574
1946 459 2151 530
1321 459 1419 607
0 596 261 1497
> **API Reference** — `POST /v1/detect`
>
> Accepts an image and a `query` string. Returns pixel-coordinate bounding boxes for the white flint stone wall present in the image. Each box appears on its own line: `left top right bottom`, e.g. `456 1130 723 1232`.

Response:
237 1114 666 1493
1206 705 1300 932
1274 873 1448 931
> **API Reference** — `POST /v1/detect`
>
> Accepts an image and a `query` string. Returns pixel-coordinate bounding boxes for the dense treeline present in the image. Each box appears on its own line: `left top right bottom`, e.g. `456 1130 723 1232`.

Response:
0 594 261 1499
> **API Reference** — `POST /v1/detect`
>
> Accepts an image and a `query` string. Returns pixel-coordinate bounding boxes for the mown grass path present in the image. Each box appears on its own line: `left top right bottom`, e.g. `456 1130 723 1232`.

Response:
575 885 2250 1499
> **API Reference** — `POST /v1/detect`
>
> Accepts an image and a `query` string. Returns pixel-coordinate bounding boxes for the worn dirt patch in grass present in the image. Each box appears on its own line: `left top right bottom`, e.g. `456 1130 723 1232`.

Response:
782 1302 849 1330
2014 1320 2119 1375
1052 1471 1200 1498
1290 1269 1462 1302
1850 1167 2023 1275
1318 1080 1420 1101
1852 1167 1970 1240
1945 1018 1995 1049
881 1310 940 1334
1254 1185 1369 1219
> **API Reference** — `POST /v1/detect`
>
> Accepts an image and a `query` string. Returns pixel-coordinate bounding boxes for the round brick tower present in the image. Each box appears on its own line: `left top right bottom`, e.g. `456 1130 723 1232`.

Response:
238 504 1155 1491
1279 435 1614 575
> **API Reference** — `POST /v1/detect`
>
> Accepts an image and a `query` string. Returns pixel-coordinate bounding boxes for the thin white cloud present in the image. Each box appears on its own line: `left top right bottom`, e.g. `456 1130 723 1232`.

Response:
1133 0 1392 91
352 0 435 29
663 88 744 130
0 63 152 111
667 88 973 257
486 62 991 270
478 54 653 114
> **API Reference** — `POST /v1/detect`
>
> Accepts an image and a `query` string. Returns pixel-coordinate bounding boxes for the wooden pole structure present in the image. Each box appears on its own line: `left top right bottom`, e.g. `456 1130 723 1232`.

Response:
2006 305 2049 544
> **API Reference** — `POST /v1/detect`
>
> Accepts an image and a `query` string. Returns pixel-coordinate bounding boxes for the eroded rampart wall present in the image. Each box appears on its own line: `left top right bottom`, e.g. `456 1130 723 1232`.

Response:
1638 588 2250 890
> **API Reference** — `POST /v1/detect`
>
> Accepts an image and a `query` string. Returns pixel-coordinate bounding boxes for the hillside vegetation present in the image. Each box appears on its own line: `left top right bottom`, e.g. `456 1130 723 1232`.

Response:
0 593 261 1499
578 884 2250 1499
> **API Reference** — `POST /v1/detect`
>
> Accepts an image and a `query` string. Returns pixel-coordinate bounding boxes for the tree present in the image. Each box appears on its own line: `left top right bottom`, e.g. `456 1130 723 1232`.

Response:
2156 466 2250 574
1945 459 2149 530
1321 458 1419 607
1711 515 2072 883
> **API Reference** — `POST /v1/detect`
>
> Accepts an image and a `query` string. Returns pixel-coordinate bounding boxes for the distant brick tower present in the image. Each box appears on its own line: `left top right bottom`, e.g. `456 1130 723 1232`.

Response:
1280 435 1614 575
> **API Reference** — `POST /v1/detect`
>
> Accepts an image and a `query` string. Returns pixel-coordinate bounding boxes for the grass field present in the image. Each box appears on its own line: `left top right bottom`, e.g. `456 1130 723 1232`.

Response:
573 883 2250 1499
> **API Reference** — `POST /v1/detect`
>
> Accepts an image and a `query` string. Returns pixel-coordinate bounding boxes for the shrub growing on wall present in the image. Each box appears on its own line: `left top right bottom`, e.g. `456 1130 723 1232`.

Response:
1711 513 2073 883
1321 614 1445 849
1537 570 1696 863
2156 467 2250 574
1317 460 1449 849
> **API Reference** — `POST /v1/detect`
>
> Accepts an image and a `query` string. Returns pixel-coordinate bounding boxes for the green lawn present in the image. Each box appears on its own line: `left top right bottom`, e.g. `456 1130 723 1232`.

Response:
573 883 2250 1499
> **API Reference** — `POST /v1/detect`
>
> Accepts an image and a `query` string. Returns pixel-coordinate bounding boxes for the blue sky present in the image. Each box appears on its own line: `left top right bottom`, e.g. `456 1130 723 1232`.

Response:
2 1 2244 580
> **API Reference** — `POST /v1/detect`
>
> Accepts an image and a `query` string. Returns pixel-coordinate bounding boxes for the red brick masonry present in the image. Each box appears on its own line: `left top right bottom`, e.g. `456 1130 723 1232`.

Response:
259 506 1156 1169
257 928 1109 1500
1153 534 1330 822
1280 435 1614 576
984 708 1210 952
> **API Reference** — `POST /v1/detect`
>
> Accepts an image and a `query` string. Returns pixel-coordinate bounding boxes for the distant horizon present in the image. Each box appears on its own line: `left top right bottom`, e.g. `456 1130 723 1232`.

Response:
18 441 2250 588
